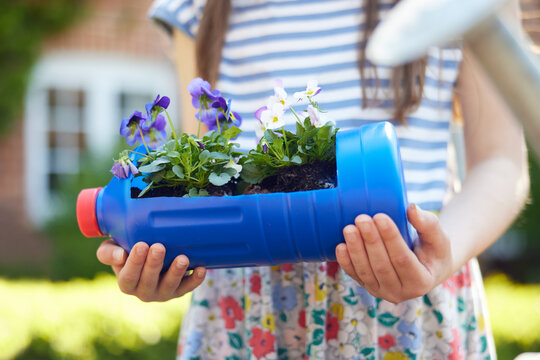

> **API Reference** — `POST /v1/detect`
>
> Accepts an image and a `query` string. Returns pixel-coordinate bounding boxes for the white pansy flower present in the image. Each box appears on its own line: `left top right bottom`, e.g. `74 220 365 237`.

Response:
294 79 321 101
269 79 289 108
305 104 334 128
260 102 286 130
224 159 242 178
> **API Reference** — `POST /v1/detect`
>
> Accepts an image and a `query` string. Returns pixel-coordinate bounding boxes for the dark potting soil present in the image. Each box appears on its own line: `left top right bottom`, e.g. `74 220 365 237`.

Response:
244 160 337 194
131 181 237 198
131 160 337 198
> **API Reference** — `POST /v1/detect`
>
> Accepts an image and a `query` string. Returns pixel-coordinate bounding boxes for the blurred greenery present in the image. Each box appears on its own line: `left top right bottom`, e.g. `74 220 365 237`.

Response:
0 0 86 136
0 274 190 360
480 153 540 283
0 274 537 359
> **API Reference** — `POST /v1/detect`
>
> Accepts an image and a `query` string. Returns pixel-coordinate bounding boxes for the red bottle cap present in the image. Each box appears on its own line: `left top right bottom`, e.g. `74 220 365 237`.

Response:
76 187 104 237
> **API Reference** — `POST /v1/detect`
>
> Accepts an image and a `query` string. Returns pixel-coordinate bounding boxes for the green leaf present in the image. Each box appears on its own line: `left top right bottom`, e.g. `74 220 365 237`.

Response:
222 126 242 141
209 172 231 186
433 309 443 324
138 181 153 197
312 309 325 326
311 328 324 346
291 155 302 164
343 288 358 305
172 165 185 179
208 151 230 160
378 312 399 327
240 163 267 184
167 150 181 158
228 332 243 349
199 150 210 163
457 297 465 312
138 162 166 173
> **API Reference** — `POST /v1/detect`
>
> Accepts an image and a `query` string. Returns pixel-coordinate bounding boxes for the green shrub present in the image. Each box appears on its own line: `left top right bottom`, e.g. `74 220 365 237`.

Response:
0 274 190 360
485 274 540 359
0 274 538 359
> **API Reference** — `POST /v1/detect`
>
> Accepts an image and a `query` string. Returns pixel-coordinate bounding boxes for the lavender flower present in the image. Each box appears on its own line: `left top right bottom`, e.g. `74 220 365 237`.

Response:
119 111 147 146
110 151 139 179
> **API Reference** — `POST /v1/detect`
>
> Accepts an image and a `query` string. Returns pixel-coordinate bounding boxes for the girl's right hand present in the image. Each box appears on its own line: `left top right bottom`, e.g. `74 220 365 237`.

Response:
96 239 207 302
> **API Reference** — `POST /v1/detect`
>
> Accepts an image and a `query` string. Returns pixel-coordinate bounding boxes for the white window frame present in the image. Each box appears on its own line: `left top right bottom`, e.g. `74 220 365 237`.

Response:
24 52 178 226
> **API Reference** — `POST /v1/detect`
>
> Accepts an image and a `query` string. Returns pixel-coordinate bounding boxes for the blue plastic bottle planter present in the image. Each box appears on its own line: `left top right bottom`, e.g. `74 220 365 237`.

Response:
77 121 414 270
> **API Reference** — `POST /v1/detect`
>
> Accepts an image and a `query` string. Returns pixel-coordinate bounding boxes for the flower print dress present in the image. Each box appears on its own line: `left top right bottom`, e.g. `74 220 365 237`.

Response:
149 0 496 359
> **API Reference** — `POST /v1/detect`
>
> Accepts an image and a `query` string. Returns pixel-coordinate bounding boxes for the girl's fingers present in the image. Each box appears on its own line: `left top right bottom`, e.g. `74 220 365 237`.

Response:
342 223 379 289
136 243 166 300
158 255 190 299
356 215 401 290
96 239 126 266
174 267 207 298
407 204 443 247
372 213 422 281
335 241 363 286
117 242 149 294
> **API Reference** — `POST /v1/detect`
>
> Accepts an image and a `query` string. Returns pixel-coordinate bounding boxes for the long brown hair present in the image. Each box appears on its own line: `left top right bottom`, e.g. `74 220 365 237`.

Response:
196 0 427 123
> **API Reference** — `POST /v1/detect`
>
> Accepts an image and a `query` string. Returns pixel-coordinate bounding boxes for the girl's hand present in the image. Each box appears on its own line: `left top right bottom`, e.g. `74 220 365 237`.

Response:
96 240 207 302
335 204 453 303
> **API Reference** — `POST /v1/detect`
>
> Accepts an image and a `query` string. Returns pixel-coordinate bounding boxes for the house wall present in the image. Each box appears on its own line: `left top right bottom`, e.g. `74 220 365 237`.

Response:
0 0 173 265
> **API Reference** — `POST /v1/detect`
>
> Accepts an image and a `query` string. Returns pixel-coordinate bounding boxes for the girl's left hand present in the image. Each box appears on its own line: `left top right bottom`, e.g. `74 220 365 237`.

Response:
335 204 453 303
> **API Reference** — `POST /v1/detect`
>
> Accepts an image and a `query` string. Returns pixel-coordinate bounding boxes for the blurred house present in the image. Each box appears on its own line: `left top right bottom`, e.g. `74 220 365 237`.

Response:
0 0 177 265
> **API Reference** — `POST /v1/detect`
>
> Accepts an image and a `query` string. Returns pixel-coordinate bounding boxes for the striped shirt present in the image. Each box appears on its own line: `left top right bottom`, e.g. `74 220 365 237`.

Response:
149 0 463 211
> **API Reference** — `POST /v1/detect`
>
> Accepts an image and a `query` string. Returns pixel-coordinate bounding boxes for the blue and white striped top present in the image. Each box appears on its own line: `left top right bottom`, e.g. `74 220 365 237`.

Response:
149 0 463 211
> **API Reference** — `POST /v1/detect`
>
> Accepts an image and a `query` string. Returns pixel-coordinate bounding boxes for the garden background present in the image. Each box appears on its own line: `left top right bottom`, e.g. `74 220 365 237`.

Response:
0 0 539 359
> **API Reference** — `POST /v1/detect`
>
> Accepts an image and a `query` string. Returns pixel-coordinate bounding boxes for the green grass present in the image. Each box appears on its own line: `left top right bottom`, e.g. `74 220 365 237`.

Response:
0 273 538 359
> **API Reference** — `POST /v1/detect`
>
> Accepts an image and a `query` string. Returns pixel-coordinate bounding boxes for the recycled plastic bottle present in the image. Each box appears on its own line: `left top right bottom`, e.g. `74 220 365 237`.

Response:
77 121 414 270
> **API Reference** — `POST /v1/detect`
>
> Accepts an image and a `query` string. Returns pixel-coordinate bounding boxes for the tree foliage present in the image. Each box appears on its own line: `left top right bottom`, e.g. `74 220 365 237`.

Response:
0 0 86 136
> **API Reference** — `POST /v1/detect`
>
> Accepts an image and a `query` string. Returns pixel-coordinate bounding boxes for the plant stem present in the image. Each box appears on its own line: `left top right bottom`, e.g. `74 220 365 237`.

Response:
197 110 202 138
289 106 302 123
215 110 221 133
165 110 179 146
282 126 290 159
128 149 147 157
137 125 150 154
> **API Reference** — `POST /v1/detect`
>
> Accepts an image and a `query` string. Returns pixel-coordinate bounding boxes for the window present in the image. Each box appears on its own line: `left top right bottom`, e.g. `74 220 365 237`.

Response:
47 89 86 197
24 53 177 225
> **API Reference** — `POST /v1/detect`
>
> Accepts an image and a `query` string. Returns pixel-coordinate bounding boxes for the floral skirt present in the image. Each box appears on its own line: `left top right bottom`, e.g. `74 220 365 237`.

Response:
176 259 494 360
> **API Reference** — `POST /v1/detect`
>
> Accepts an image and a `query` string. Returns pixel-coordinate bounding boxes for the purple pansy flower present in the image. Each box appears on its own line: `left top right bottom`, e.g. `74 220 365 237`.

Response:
119 111 147 146
145 94 170 119
187 77 220 109
141 113 167 149
197 107 219 131
110 151 139 179
214 97 242 127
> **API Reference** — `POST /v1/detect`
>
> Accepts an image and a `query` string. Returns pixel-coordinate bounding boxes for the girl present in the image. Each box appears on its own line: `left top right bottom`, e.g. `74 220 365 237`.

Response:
97 0 529 358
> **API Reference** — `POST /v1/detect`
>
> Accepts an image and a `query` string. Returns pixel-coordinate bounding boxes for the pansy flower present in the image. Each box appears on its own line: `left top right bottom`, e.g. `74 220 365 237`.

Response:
224 158 242 178
213 96 242 128
305 104 334 128
294 79 321 101
110 150 139 179
260 102 286 130
119 111 147 146
269 79 289 109
145 94 170 120
141 113 167 149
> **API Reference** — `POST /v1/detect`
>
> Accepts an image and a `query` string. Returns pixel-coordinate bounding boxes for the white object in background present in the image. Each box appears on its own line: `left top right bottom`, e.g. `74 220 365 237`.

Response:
366 0 506 66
